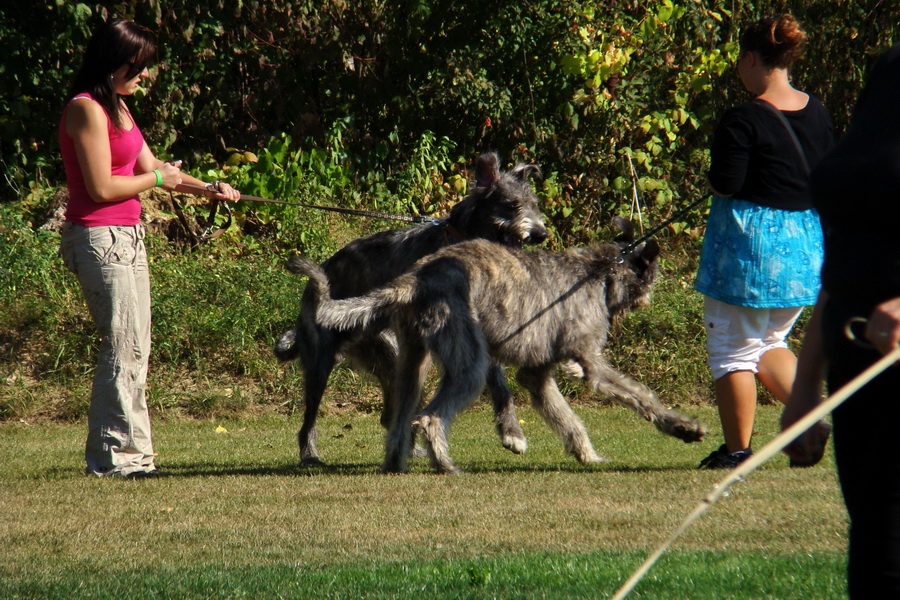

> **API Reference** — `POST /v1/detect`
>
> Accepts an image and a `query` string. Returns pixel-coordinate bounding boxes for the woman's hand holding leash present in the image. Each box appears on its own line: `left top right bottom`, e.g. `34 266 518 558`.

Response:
157 160 183 189
865 297 900 356
785 296 900 467
781 404 831 468
202 180 241 201
169 173 241 202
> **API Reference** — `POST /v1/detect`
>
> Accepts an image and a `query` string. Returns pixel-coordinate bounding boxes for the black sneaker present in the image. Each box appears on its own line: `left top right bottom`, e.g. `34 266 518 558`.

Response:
125 469 163 480
698 444 753 470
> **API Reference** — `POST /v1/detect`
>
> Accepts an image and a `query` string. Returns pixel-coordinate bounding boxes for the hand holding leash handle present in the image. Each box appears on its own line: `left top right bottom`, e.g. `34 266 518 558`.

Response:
844 316 874 348
173 181 240 201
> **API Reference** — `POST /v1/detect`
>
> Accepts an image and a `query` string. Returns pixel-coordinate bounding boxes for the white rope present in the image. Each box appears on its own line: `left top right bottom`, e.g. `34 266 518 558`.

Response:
626 153 644 236
610 346 900 600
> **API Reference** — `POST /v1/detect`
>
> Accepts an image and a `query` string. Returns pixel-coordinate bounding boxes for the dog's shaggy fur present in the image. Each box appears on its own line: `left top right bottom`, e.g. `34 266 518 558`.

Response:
288 218 707 473
275 152 548 465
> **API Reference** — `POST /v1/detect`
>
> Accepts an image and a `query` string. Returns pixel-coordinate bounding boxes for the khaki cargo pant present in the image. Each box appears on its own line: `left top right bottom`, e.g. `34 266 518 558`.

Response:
60 223 155 477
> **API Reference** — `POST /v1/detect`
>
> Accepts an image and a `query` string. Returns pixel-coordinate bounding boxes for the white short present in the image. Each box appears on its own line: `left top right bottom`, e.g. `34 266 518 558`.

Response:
703 296 804 380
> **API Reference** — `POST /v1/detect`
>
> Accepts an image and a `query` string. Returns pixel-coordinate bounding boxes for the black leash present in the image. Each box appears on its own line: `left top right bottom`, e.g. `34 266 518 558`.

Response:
167 187 233 246
172 183 710 251
620 193 711 255
174 183 440 226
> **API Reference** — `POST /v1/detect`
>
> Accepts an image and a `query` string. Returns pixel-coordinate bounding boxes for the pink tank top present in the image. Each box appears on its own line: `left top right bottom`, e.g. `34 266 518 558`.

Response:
59 93 145 226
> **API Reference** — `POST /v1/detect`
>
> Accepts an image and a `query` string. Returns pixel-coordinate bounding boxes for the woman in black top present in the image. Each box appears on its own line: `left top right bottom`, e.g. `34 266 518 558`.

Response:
695 15 834 469
783 43 900 598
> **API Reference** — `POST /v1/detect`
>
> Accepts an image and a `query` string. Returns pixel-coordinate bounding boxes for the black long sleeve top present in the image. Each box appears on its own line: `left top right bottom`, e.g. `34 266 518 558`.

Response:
708 96 834 210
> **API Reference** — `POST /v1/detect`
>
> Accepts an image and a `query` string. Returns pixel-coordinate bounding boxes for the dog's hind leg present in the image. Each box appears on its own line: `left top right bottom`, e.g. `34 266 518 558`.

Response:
485 363 527 454
343 331 399 430
296 324 339 466
415 362 488 474
414 311 491 474
517 366 607 465
348 332 432 460
582 357 707 443
382 333 430 474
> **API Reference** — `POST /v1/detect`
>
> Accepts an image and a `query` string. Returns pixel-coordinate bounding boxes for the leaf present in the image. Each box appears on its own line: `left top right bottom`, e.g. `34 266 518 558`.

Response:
559 54 584 76
215 425 229 434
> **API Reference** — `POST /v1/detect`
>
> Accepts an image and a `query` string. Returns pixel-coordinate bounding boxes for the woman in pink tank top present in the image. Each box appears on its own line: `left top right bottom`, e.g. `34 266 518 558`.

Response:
59 18 239 479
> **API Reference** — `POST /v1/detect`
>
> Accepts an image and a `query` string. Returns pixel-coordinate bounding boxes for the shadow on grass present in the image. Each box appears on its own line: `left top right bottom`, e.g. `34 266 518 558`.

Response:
155 461 382 477
147 460 694 478
26 458 699 480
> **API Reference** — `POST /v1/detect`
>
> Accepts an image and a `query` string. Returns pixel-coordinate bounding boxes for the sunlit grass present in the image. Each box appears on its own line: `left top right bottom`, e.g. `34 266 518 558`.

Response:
1 405 847 598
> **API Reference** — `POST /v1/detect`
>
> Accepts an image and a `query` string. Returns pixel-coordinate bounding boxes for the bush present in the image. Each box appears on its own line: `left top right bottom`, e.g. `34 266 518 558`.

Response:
2 1 894 234
0 1 894 421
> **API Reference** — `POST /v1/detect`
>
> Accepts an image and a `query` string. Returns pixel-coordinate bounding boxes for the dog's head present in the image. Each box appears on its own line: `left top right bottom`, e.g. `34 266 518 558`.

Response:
447 152 548 247
606 216 661 312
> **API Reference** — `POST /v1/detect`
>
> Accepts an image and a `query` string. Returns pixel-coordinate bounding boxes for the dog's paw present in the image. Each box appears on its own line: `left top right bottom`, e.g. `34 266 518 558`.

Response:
560 360 585 379
273 329 298 361
410 444 429 459
674 419 707 443
381 455 409 474
435 463 466 475
578 450 611 465
502 434 528 455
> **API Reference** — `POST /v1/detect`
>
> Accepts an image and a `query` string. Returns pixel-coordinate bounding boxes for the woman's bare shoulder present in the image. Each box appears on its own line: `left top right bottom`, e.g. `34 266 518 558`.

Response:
65 96 107 132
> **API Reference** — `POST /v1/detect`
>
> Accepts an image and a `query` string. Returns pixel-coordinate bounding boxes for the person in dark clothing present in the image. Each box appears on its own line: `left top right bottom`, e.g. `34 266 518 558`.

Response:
695 14 834 469
782 42 900 598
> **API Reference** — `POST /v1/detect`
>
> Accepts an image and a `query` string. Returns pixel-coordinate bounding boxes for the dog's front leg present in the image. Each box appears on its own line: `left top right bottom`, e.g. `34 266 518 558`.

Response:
485 362 527 454
516 366 607 465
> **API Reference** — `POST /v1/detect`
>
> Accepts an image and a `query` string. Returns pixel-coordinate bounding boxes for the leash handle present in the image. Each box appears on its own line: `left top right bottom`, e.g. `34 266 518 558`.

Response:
173 182 223 197
844 317 879 349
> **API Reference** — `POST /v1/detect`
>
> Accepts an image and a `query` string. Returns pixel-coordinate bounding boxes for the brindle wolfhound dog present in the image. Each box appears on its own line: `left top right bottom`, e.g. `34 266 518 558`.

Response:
275 152 548 465
288 217 707 473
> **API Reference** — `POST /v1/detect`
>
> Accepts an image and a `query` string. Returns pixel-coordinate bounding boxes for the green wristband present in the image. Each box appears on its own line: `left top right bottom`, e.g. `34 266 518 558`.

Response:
153 169 163 187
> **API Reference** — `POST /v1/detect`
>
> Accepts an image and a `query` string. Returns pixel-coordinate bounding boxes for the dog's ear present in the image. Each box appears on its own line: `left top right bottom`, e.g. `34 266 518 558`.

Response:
639 238 660 265
612 216 633 242
510 163 542 182
475 152 500 189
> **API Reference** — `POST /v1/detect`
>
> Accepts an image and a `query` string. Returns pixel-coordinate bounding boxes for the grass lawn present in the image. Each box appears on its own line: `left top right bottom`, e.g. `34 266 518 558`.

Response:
0 404 847 599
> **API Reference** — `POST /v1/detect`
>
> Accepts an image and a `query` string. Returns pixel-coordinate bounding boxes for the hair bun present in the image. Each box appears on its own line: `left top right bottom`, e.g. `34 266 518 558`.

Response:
741 14 806 69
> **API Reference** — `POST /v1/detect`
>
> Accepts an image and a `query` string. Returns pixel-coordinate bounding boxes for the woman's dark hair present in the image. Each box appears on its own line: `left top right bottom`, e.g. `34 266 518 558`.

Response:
68 18 156 129
740 14 806 70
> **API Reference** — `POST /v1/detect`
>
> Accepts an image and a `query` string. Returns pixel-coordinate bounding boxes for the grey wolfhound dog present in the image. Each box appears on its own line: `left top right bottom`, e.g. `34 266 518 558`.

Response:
287 217 707 473
274 152 548 465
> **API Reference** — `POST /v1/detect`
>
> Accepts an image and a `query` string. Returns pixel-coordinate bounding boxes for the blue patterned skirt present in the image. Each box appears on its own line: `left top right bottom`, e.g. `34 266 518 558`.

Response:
694 196 823 308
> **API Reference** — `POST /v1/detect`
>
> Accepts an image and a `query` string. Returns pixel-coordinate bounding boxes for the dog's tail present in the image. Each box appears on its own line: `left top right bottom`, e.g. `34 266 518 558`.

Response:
273 328 299 362
285 254 409 332
271 255 331 363
286 254 333 298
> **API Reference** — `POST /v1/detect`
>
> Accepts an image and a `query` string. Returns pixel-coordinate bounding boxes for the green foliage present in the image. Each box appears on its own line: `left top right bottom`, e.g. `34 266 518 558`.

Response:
0 1 896 421
2 1 894 234
0 208 94 393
